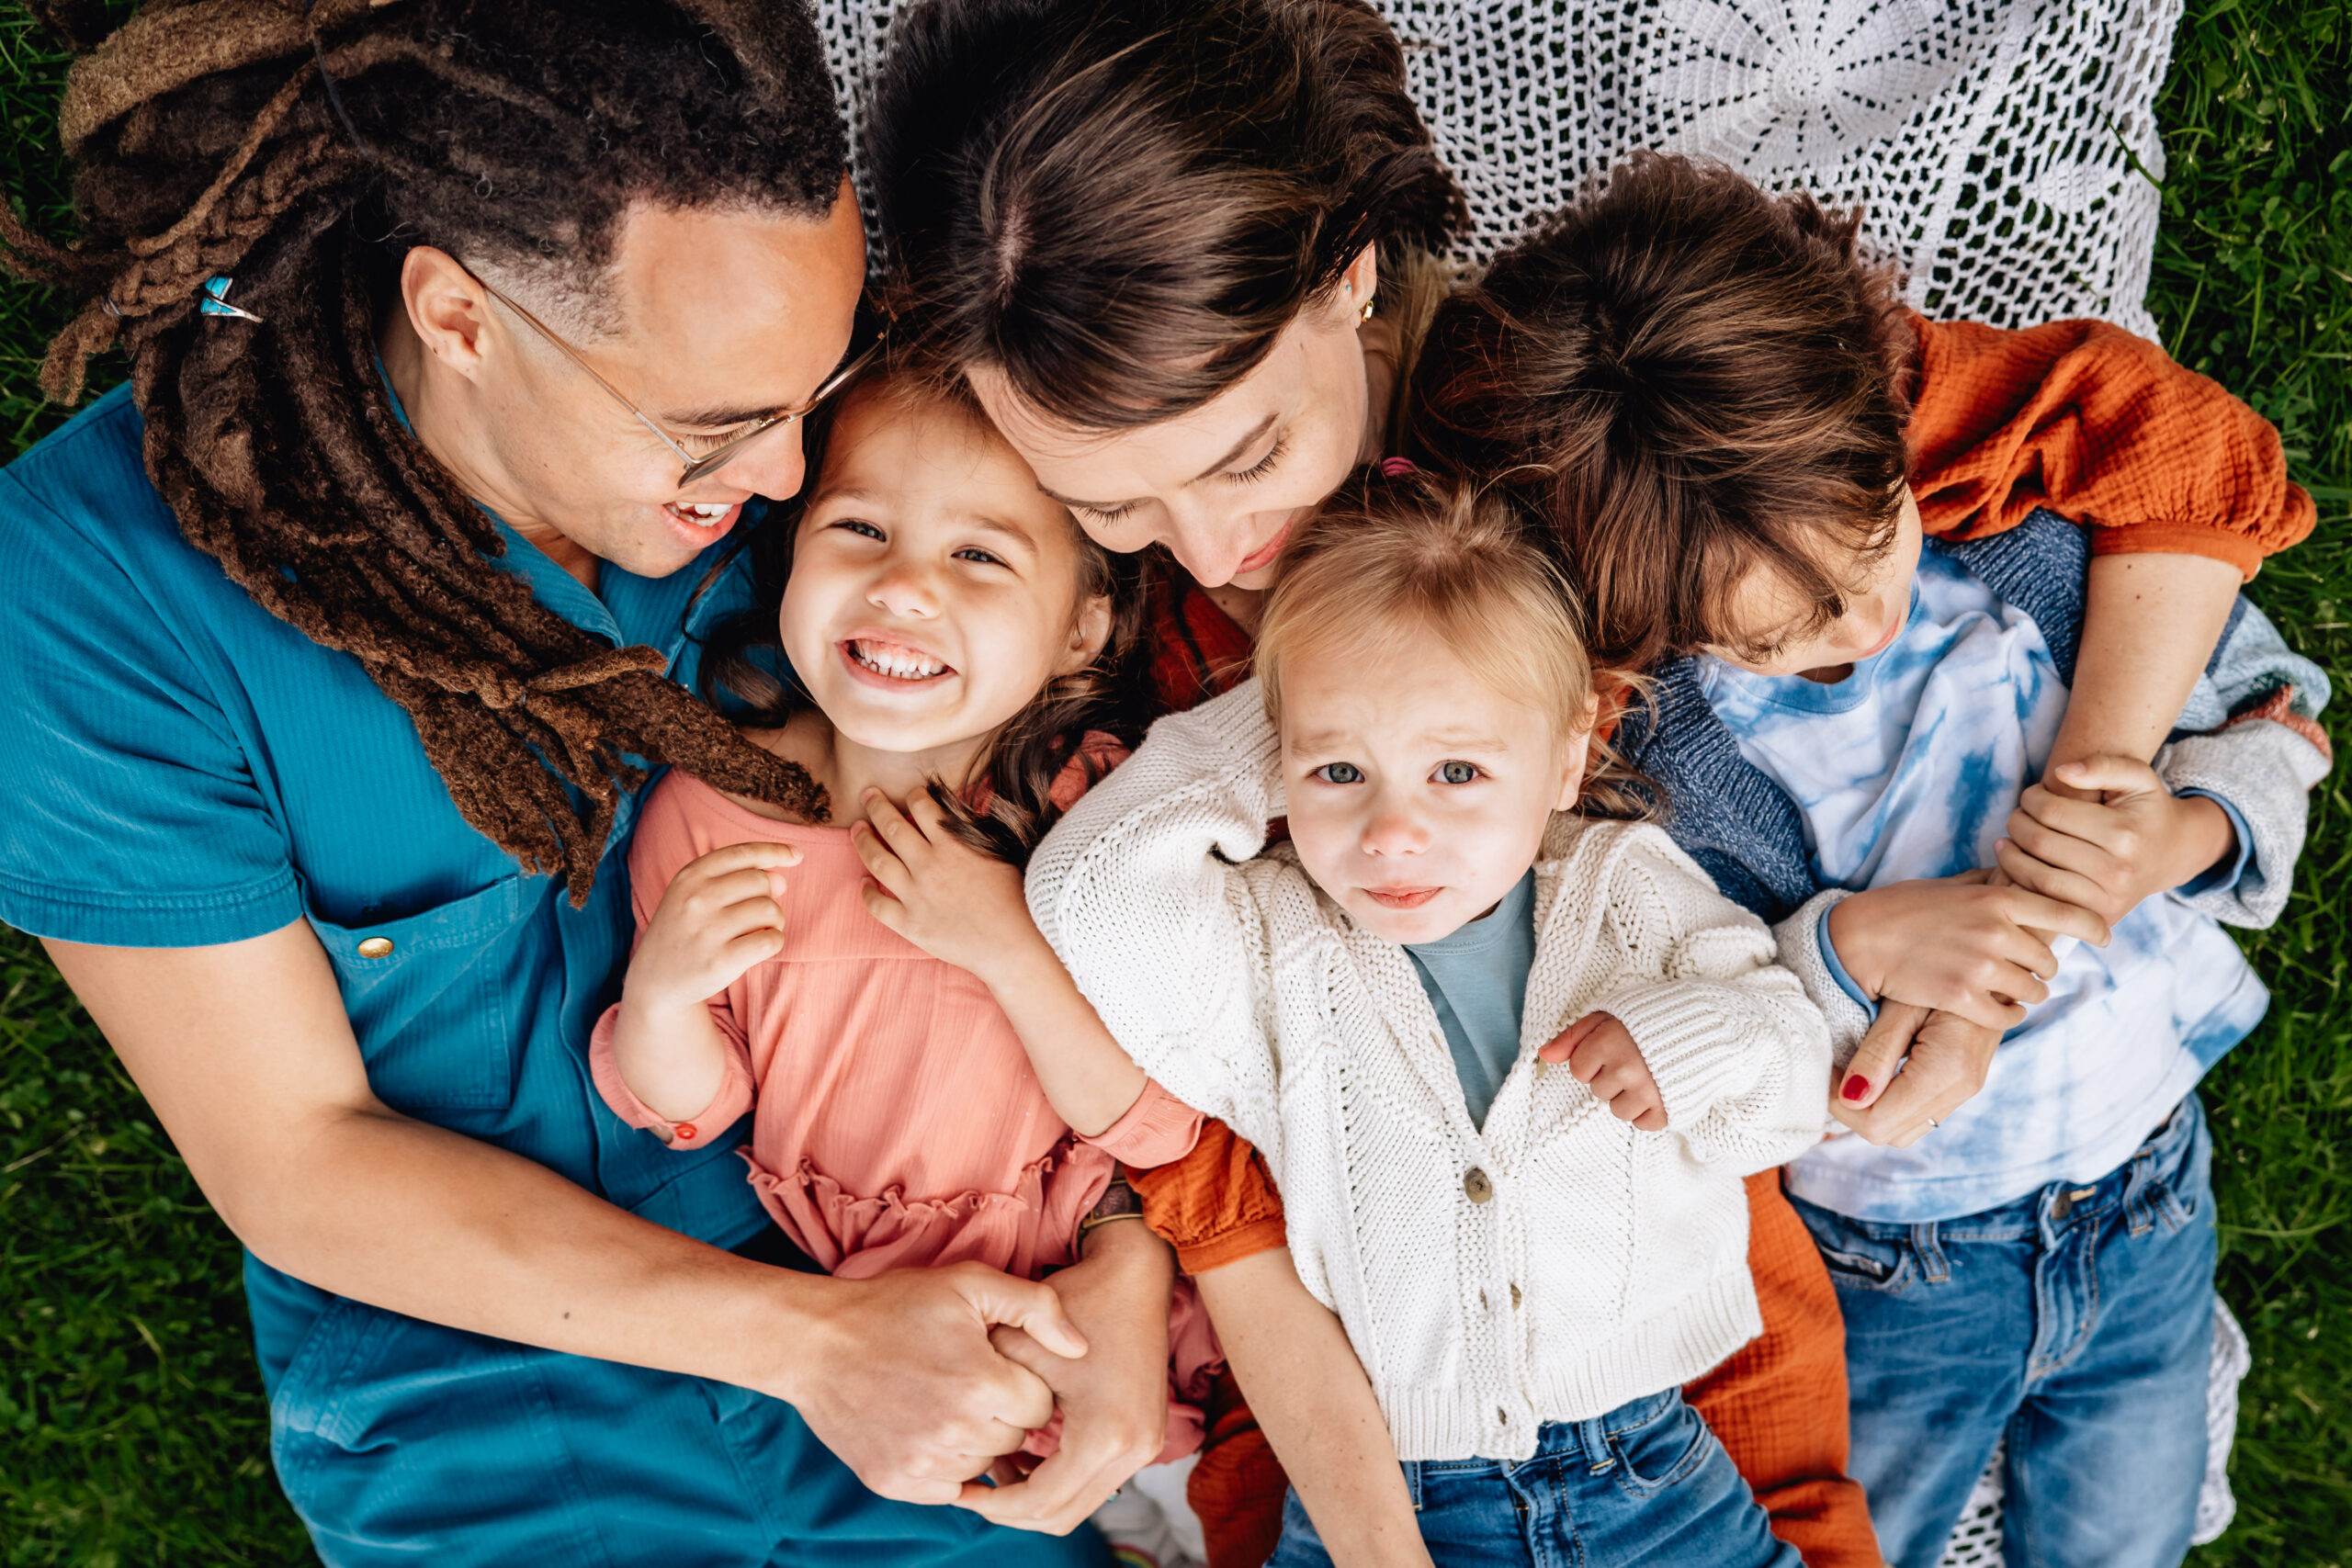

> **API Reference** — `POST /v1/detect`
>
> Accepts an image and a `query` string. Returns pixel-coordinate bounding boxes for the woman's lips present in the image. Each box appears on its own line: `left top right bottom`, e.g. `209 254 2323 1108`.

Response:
1233 520 1295 578
1363 886 1442 909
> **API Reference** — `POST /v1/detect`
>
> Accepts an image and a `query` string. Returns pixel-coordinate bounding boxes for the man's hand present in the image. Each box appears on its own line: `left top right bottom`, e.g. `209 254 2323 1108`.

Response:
1996 755 2237 929
853 788 1037 981
786 1261 1090 1507
959 1219 1176 1534
1539 1012 1667 1131
619 840 800 1015
1829 1001 2000 1147
1826 872 2109 1031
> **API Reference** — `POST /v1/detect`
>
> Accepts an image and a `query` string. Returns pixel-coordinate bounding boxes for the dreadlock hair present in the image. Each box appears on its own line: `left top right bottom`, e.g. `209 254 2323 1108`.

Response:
867 0 1468 428
0 0 850 904
699 366 1153 869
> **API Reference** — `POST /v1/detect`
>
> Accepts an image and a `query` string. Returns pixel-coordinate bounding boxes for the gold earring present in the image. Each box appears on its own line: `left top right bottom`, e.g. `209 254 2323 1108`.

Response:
1361 298 1376 321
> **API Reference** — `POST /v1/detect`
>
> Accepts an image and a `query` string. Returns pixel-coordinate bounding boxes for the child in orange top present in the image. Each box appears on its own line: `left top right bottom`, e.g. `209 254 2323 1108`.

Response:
590 368 1219 1495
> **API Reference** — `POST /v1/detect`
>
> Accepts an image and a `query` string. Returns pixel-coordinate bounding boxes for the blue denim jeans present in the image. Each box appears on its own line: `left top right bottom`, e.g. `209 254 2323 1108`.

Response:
1791 1094 2216 1568
1264 1388 1800 1567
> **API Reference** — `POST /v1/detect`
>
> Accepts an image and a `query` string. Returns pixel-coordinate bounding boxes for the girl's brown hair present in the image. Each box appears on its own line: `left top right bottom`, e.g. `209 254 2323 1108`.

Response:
867 0 1468 429
1412 152 1918 678
1254 464 1644 818
0 0 849 904
701 370 1151 866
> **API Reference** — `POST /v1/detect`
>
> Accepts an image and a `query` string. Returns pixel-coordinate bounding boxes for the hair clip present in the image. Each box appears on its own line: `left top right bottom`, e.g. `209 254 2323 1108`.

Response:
1379 456 1419 479
199 276 265 323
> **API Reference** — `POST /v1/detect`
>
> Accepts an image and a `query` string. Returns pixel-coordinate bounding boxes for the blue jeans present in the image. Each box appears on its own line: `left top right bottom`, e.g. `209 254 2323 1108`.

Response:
1791 1094 2215 1568
1265 1389 1800 1567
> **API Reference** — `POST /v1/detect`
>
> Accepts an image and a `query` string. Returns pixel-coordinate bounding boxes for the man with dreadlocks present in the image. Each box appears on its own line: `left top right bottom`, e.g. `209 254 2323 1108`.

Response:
0 2 1179 1562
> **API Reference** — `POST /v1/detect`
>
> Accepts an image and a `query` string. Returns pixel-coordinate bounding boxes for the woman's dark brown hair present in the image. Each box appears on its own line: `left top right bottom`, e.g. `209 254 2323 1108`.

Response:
700 371 1153 867
867 0 1469 429
0 0 847 903
1413 152 1918 678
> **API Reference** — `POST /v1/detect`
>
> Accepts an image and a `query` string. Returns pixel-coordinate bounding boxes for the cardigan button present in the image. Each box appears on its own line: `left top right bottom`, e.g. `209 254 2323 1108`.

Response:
1510 1282 1522 1309
1464 1167 1493 1203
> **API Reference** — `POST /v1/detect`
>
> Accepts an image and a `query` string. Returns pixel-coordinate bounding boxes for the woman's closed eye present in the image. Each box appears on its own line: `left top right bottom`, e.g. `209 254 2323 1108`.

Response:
1312 761 1364 784
1224 434 1287 487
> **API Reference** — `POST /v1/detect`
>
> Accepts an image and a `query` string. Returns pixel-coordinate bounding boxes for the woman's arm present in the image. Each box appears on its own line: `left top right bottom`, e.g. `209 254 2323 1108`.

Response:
1196 1248 1433 1568
2044 552 2244 796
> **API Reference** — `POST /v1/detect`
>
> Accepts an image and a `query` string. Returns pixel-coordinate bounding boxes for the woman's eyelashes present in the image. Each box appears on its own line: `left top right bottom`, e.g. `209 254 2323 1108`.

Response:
1225 434 1287 487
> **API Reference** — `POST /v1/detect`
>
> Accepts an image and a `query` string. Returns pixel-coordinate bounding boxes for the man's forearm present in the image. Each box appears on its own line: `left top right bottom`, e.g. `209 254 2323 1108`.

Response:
266 1102 831 1393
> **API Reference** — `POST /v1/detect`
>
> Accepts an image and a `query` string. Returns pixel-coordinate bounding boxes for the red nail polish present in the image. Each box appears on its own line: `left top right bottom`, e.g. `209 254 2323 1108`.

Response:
1840 1075 1871 1102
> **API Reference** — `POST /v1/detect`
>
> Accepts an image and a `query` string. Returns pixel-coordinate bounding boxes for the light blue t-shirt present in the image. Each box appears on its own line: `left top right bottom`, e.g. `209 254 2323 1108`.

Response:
1405 871 1538 1129
1700 548 2268 1223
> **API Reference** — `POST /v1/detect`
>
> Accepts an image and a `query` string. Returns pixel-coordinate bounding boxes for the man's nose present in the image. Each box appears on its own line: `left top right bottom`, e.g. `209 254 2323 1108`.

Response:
707 423 808 506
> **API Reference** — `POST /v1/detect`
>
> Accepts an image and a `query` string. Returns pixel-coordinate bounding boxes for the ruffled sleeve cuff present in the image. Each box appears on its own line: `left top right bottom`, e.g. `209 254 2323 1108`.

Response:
587 1000 757 1150
1082 1077 1204 1169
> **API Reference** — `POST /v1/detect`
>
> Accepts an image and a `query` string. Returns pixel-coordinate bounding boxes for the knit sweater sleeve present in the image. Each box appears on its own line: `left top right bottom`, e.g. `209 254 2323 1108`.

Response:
1906 314 2314 579
1589 828 1832 1174
1026 681 1290 1165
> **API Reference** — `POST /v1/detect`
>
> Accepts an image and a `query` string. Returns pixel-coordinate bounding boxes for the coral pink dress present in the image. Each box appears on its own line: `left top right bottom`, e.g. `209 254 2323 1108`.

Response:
591 739 1219 1460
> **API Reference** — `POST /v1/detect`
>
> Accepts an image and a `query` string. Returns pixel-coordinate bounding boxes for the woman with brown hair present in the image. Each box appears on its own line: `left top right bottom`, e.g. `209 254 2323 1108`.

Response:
870 4 2299 1565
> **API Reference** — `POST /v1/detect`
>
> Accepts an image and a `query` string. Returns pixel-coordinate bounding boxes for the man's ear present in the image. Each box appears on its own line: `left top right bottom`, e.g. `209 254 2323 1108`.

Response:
401 246 498 380
1058 592 1115 676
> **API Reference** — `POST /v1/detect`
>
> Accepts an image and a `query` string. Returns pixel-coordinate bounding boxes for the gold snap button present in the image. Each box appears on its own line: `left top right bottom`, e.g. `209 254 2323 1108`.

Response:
1464 1167 1493 1204
356 936 395 959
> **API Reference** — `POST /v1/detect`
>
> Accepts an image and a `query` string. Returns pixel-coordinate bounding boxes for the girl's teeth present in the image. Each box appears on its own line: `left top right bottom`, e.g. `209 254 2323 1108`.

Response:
853 640 944 679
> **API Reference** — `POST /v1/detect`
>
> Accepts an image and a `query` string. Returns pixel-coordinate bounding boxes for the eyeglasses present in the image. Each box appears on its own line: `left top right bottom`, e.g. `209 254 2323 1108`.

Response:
473 275 876 492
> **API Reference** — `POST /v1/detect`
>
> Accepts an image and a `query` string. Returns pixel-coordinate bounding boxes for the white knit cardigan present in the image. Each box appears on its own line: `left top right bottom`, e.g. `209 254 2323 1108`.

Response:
1028 683 1832 1461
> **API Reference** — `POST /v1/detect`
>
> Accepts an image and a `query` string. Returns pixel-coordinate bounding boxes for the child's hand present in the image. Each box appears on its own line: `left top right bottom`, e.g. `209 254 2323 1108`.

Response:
1995 755 2237 929
853 788 1037 980
1826 873 2110 1032
1539 1012 1667 1131
622 841 801 1014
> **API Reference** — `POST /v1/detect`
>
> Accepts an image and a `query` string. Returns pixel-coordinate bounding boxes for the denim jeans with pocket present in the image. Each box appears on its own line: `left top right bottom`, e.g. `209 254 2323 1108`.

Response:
1791 1093 2216 1568
1265 1387 1800 1567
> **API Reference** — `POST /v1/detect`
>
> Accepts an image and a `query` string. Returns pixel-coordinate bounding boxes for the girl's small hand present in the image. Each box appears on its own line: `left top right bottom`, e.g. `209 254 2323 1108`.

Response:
1996 755 2237 929
1539 1012 1668 1132
623 841 801 1014
854 789 1037 979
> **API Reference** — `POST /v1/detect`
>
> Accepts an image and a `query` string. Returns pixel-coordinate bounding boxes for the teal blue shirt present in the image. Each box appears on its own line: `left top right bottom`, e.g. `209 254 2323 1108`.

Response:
1403 871 1538 1129
0 386 771 1382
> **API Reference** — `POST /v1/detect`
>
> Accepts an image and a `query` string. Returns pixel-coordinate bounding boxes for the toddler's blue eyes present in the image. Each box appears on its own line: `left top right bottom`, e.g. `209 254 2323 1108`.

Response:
1316 762 1364 784
1436 761 1477 784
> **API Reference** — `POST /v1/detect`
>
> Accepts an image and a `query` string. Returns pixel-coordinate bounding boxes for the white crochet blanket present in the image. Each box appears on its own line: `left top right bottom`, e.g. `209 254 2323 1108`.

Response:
813 0 2185 336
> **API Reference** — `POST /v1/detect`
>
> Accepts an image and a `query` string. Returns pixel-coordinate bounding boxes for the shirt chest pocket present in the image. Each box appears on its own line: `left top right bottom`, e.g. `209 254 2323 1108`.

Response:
307 875 535 1115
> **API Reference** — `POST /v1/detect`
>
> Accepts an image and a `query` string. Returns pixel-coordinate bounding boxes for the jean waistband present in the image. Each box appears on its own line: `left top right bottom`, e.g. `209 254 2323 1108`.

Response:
1408 1388 1683 1476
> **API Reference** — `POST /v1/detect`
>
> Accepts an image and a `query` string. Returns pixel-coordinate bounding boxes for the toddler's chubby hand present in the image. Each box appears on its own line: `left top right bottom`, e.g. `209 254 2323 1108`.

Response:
1539 1012 1667 1132
1826 871 2110 1032
624 840 802 1014
1995 754 2238 930
853 788 1036 979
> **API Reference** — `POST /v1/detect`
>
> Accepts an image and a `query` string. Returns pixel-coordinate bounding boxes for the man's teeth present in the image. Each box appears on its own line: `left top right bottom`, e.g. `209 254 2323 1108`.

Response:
676 502 731 522
852 640 946 679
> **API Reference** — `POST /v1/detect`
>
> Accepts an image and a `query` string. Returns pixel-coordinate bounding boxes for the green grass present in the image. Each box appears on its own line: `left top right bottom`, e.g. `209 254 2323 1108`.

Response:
0 1 2346 1562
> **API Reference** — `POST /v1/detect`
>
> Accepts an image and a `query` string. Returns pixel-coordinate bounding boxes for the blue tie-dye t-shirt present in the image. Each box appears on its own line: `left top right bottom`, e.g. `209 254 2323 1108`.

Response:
1700 548 2267 1223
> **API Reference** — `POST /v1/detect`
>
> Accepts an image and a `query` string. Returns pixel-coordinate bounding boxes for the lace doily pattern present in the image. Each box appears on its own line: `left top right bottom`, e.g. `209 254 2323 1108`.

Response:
816 0 2181 335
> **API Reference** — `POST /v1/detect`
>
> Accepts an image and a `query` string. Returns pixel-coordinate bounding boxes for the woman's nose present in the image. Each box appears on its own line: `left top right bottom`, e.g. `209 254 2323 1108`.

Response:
1164 503 1251 589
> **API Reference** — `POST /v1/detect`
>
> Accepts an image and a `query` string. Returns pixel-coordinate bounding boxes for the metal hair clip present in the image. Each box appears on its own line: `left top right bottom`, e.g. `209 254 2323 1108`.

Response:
198 276 265 323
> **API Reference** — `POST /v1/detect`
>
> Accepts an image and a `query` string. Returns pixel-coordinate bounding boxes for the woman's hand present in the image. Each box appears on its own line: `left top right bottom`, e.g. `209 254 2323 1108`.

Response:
853 788 1038 982
620 840 801 1016
1539 1012 1667 1131
1826 872 2109 1031
1996 755 2237 928
1828 1001 2000 1147
956 1218 1176 1535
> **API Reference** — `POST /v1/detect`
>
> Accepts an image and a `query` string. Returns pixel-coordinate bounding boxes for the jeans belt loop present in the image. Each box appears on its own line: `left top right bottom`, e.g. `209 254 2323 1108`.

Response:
1910 1220 1951 1283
